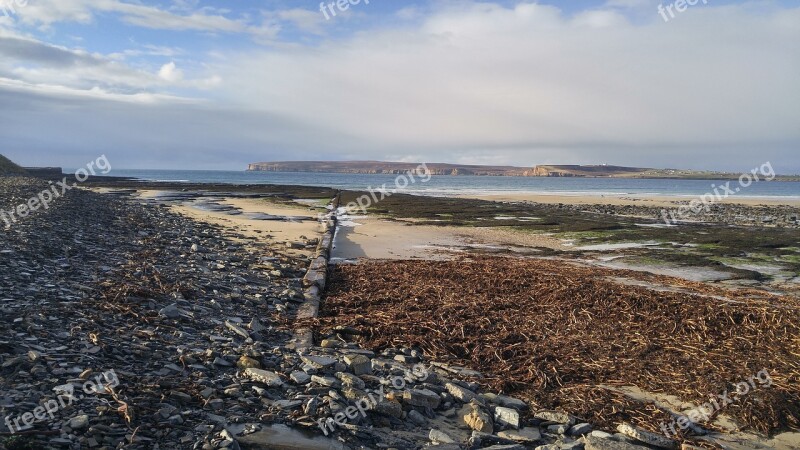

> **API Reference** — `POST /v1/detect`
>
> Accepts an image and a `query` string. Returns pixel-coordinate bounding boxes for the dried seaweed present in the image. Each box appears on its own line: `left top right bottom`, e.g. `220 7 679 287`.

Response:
314 256 800 438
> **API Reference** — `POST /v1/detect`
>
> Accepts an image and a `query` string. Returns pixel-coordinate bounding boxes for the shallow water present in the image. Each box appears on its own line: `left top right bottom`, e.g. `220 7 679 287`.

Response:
107 169 800 199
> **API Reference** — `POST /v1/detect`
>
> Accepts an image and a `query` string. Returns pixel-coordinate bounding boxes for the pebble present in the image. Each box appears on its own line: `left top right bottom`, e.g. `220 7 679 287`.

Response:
243 368 283 387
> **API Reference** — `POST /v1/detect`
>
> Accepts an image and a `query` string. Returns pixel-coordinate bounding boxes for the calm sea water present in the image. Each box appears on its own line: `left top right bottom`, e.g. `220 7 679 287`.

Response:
103 169 800 199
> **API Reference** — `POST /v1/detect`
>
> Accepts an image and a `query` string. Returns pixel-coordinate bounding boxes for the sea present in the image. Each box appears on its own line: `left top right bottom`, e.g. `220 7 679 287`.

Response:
100 170 800 199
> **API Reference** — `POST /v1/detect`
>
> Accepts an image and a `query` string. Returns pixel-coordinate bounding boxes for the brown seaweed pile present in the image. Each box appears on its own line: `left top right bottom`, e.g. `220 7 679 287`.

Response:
315 257 800 438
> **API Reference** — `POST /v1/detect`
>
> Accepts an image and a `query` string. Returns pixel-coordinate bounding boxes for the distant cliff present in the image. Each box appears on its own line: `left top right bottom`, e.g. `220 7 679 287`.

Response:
528 165 800 180
0 154 27 176
246 161 800 180
247 161 529 176
527 165 651 177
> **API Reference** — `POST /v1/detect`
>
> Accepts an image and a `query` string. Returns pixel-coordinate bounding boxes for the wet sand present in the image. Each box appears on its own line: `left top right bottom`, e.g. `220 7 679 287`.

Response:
133 189 326 256
331 218 571 262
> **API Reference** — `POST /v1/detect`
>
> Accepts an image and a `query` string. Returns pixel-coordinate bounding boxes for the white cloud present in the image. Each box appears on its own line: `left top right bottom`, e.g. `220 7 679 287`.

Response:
13 0 280 38
158 61 183 82
273 8 327 35
0 1 798 172
213 2 800 169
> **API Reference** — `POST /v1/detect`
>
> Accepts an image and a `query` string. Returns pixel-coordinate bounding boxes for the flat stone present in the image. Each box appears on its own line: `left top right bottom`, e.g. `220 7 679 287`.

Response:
225 320 250 339
591 431 613 439
498 427 541 443
617 423 678 449
249 318 267 333
243 368 283 387
371 400 403 418
170 391 192 403
408 409 428 425
209 399 224 411
429 429 456 444
484 393 528 410
403 388 441 409
67 415 89 430
534 410 573 425
237 356 261 369
464 406 493 433
494 406 520 429
570 423 593 436
341 387 369 401
584 435 649 450
335 372 365 389
301 355 337 370
213 357 232 367
445 382 478 403
561 441 585 450
289 371 311 384
343 354 372 375
159 303 183 319
311 375 340 388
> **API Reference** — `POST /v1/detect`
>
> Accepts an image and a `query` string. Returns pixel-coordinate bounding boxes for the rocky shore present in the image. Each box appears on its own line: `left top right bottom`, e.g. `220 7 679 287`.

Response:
2 177 797 450
548 201 800 229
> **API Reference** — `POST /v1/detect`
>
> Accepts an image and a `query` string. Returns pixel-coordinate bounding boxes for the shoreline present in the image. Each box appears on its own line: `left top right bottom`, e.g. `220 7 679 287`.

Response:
80 174 800 208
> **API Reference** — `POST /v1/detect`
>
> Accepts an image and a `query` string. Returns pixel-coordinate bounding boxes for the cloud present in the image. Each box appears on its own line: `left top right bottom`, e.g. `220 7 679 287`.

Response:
13 0 280 38
212 1 800 170
0 1 798 172
158 61 183 82
273 8 328 35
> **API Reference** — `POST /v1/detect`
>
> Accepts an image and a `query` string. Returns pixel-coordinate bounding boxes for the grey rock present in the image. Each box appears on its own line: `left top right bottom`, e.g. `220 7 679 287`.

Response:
570 423 593 436
445 382 478 403
429 429 456 444
498 427 542 443
343 354 372 375
335 372 365 389
408 409 428 425
403 388 441 409
463 405 493 433
494 406 520 429
590 431 613 439
213 357 233 367
484 393 528 410
225 320 250 339
616 423 678 449
311 375 340 388
301 355 337 370
159 303 183 319
534 410 574 425
289 371 311 384
372 400 404 418
67 414 89 430
243 368 283 387
583 435 649 450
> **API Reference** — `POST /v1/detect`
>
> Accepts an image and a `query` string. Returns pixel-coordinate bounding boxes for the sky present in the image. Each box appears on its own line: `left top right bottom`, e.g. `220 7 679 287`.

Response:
0 0 798 172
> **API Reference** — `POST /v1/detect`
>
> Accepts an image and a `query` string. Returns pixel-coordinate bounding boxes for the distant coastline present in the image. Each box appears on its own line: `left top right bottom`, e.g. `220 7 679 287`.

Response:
247 161 800 181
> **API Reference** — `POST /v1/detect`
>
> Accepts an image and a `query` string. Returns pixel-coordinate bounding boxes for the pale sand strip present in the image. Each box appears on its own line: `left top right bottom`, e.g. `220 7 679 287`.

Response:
176 198 321 246
140 192 325 256
458 193 800 207
332 217 568 261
